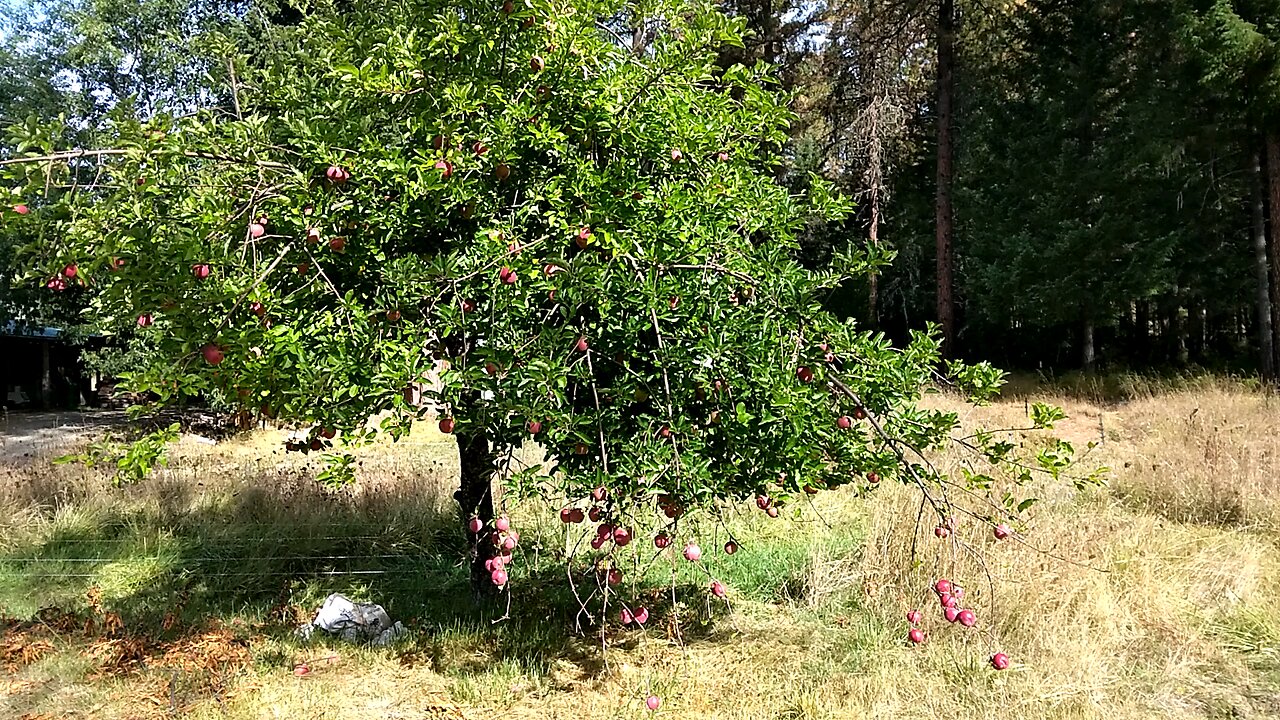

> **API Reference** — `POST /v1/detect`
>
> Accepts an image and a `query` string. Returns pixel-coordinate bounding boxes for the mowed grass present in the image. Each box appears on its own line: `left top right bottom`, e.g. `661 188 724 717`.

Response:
1 380 1279 719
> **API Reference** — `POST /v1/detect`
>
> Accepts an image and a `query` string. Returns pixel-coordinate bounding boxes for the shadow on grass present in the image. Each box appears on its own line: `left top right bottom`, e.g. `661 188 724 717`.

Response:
0 472 748 693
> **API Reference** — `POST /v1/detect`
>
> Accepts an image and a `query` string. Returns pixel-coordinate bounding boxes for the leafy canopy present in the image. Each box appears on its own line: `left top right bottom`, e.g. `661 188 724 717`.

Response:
5 0 1004 519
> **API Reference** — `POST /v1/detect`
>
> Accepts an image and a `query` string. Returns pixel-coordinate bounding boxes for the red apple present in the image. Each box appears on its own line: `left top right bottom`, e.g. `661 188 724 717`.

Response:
297 262 310 275
201 344 224 365
908 628 926 644
766 506 779 518
192 263 211 280
934 579 952 595
958 609 976 627
620 608 634 624
634 607 649 624
330 236 346 252
756 496 772 510
944 606 960 623
724 541 738 555
607 568 622 585
491 568 508 586
543 263 563 276
596 523 614 538
62 264 78 279
434 159 453 179
320 428 336 440
717 151 729 162
306 227 321 245
13 204 29 215
934 526 950 538
994 523 1013 540
837 415 852 429
472 140 489 155
590 535 606 550
574 336 589 352
683 543 702 562
613 527 632 546
387 310 401 322
502 535 517 550
796 366 814 383
530 56 545 71
867 471 880 484
670 148 683 162
588 507 603 523
438 417 455 433
136 314 153 328
467 516 482 533
499 267 517 284
112 257 126 269
249 302 265 317
991 652 1010 670
495 163 511 180
462 299 476 312
495 517 510 532
711 580 726 598
654 533 671 549
906 610 922 625
940 593 957 609
591 486 607 502
658 425 672 439
249 222 266 238
569 508 584 523
527 420 542 434
325 165 350 184
646 696 661 711
560 507 574 523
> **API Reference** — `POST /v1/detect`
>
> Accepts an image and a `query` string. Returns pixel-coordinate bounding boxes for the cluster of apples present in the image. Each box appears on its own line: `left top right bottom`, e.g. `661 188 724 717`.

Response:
755 495 780 518
469 515 518 587
906 578 1010 670
45 262 83 291
285 426 337 453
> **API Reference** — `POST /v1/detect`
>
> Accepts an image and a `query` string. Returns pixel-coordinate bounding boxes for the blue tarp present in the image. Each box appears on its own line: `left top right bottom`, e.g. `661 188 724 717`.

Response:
0 321 63 339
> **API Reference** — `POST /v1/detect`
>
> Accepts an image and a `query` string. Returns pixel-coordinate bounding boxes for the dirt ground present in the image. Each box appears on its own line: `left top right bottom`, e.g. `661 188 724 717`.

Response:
0 410 132 462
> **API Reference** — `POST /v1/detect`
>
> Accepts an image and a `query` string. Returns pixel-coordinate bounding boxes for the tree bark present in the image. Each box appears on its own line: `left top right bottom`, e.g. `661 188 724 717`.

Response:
868 188 881 326
1265 131 1280 374
453 427 498 595
1135 300 1150 364
1082 317 1095 373
935 0 956 355
1250 149 1274 379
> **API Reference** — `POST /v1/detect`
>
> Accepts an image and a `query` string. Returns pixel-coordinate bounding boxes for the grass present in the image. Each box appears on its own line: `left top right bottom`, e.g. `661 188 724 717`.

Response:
1 382 1279 719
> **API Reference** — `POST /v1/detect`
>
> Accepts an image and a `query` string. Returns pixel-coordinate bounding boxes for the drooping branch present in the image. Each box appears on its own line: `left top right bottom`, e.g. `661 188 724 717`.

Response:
0 149 294 171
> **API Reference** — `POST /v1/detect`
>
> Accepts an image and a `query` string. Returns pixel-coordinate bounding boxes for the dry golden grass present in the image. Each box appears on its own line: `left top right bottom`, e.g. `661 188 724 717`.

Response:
2 383 1279 719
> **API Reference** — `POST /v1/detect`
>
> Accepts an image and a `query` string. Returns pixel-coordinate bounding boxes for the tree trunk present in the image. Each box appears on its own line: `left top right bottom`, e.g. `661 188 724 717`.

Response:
1135 300 1150 364
868 190 881 326
1082 318 1095 373
1250 149 1274 379
935 0 956 354
454 427 498 595
1265 132 1280 374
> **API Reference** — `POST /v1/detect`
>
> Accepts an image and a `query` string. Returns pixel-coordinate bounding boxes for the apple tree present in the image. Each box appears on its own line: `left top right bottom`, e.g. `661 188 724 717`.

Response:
2 0 1097 665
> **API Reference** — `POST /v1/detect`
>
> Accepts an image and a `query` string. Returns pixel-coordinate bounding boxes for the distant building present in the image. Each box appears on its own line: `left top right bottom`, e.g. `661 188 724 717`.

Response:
1 321 94 409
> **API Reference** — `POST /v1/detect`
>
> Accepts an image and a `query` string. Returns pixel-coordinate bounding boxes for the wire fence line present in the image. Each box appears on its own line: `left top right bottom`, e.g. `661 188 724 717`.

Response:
12 569 435 578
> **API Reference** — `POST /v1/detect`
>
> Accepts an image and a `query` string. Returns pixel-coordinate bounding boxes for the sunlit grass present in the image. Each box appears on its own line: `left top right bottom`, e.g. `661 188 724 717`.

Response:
1 383 1278 718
